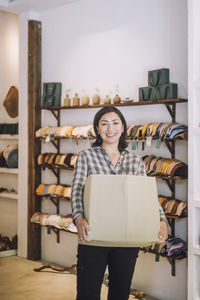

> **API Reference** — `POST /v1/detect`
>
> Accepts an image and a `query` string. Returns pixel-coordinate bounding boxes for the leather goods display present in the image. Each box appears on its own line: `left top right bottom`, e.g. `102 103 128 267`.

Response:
0 234 17 251
148 68 169 87
139 87 157 101
143 237 186 258
139 68 177 101
36 184 71 199
31 212 77 233
127 122 188 140
42 82 62 107
143 155 188 178
37 153 77 168
36 125 95 139
3 86 18 118
0 123 18 135
158 195 187 217
83 174 160 247
156 83 177 100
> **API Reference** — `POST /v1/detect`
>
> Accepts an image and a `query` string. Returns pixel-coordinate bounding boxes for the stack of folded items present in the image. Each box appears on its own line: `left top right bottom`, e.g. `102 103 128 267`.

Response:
31 212 77 233
158 195 187 217
36 184 71 199
37 153 78 168
142 237 187 257
143 154 188 178
36 125 96 139
127 122 188 140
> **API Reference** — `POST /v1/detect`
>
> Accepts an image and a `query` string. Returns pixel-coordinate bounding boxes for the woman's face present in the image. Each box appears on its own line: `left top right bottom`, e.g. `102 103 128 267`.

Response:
97 112 124 145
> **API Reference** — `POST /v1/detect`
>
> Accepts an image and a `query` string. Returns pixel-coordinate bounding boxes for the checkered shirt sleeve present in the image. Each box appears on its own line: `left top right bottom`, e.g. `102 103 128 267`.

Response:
71 152 88 221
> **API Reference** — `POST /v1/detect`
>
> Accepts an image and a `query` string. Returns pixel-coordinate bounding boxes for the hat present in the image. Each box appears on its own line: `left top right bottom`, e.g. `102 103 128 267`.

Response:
7 149 18 168
3 86 18 118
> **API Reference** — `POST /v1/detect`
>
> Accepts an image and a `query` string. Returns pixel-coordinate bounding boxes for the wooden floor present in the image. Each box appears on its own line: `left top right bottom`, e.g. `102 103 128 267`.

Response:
0 256 161 300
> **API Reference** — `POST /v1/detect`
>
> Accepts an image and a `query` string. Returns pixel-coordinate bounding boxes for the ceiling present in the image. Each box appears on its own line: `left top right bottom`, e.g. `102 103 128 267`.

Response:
0 0 78 14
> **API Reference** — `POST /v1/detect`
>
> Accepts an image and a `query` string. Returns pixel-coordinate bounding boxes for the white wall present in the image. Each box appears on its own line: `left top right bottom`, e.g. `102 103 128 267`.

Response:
0 10 19 123
0 11 19 239
40 0 188 299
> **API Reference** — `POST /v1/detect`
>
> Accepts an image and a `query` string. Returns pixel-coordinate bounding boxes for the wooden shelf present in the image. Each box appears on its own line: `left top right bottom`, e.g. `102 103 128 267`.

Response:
42 98 187 111
36 136 187 142
33 223 77 243
166 215 187 220
0 249 17 257
0 192 18 200
38 195 70 202
0 134 18 140
0 167 18 174
141 248 187 260
39 164 73 171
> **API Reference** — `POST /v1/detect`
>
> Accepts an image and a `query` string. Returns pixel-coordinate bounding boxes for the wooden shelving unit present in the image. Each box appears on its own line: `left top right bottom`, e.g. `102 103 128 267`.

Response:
29 97 188 275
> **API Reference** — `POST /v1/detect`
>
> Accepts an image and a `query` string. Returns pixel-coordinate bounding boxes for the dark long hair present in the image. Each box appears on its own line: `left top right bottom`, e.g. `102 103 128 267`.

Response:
92 106 128 152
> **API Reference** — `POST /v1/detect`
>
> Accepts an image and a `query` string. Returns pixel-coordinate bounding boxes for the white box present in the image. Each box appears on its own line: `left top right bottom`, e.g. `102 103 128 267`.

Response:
83 175 160 247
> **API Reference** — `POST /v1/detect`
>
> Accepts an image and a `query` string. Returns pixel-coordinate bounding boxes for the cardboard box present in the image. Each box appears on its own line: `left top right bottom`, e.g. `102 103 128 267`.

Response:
83 175 160 247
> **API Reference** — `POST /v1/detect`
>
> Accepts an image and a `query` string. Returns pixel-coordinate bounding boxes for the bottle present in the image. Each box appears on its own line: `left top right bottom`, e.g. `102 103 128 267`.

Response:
73 93 80 106
64 94 71 106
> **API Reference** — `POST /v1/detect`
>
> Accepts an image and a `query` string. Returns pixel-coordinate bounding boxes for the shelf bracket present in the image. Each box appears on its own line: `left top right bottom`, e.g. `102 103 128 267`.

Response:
165 103 176 123
49 168 60 183
164 140 175 158
47 226 60 243
163 179 175 198
49 197 60 214
50 110 59 121
167 257 176 276
51 139 60 151
167 218 175 237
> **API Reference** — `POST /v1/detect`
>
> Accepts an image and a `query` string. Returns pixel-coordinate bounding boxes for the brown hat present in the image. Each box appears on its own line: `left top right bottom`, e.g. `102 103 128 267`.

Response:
3 86 18 118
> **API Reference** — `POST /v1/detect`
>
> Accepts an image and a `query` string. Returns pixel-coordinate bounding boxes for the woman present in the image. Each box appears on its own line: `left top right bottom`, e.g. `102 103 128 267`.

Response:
71 106 168 300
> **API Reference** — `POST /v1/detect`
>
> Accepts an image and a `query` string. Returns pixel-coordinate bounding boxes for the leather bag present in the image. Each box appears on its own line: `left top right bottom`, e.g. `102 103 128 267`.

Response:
148 68 169 87
42 82 62 107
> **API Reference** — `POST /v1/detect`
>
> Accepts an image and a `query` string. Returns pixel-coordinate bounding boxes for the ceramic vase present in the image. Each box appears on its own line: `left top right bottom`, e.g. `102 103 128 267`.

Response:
104 95 111 104
92 94 100 105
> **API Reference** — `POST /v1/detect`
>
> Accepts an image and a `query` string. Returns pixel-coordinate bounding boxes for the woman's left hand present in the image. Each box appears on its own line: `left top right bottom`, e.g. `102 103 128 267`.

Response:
159 220 168 242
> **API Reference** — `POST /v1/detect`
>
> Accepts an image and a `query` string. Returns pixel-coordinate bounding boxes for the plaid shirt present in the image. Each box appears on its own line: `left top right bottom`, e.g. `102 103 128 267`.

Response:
71 146 167 223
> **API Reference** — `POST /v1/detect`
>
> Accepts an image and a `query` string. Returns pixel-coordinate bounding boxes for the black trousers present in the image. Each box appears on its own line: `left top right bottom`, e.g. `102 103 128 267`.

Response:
76 244 139 300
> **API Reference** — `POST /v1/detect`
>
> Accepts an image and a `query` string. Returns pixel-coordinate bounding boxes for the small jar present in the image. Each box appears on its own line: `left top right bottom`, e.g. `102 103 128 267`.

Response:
113 94 121 104
73 93 80 106
92 94 100 105
81 94 89 105
64 94 71 106
104 95 111 104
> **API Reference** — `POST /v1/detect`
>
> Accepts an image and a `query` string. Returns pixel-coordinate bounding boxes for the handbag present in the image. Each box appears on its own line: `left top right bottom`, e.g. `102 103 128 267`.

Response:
139 87 157 101
157 83 178 100
42 82 62 107
148 68 169 87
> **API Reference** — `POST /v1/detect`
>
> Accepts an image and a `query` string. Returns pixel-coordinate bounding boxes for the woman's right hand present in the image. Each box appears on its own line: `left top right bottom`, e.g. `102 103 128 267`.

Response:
75 216 90 243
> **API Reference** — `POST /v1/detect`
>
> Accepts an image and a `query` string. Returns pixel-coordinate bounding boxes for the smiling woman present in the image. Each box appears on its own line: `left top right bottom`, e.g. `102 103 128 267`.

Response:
71 106 168 300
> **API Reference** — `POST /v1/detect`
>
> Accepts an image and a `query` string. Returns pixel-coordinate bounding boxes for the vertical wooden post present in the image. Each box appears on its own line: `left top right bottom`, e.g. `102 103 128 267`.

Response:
28 20 42 260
